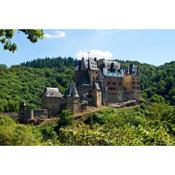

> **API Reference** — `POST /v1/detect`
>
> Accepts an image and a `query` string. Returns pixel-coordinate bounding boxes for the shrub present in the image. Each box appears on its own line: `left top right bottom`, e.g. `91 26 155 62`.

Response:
57 110 73 129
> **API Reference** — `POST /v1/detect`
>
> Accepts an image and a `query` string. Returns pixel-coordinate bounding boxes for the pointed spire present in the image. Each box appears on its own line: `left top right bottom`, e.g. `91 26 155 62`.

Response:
65 83 79 98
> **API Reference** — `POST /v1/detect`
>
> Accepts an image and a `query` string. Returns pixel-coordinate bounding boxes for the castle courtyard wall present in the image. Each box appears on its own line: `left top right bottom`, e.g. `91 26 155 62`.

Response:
41 96 62 116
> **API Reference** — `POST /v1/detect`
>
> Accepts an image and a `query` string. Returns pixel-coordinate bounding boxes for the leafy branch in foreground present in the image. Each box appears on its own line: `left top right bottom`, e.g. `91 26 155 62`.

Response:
0 29 44 52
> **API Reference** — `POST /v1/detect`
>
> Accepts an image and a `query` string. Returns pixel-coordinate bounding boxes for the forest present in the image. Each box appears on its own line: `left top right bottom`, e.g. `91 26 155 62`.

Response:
0 56 175 145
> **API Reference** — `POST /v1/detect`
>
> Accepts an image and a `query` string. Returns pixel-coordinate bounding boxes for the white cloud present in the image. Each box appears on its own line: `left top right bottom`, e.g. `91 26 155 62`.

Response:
44 30 66 39
76 49 113 60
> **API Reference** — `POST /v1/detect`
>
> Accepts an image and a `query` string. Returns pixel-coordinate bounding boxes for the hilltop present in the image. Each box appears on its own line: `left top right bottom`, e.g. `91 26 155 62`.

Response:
0 56 174 113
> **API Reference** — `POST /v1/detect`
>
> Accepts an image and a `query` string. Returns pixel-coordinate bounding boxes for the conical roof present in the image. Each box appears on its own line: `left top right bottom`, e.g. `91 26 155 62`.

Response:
65 83 79 98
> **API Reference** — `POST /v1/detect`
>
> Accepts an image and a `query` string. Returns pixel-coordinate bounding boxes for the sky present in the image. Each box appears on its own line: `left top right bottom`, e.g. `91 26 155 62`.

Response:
0 29 175 67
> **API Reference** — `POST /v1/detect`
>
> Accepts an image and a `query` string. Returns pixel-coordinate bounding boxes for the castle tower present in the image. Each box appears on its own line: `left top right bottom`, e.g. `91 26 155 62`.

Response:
18 101 34 122
123 64 140 101
126 64 141 100
87 58 99 85
131 66 140 100
98 69 107 105
65 83 80 113
92 82 102 107
41 87 63 116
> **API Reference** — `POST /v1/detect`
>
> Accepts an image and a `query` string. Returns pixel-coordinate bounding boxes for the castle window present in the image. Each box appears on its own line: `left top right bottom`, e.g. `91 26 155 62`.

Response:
108 82 110 85
119 82 121 86
113 82 116 85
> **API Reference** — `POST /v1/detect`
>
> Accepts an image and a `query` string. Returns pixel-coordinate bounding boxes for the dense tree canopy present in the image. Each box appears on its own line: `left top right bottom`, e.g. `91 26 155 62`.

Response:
21 56 77 69
0 61 74 112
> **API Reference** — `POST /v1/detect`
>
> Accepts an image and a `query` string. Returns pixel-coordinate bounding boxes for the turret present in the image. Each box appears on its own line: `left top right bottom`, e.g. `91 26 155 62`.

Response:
64 83 80 113
92 82 102 107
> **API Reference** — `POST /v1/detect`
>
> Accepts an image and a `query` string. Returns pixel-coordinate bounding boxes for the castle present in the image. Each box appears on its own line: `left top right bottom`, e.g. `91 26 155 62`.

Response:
19 57 140 122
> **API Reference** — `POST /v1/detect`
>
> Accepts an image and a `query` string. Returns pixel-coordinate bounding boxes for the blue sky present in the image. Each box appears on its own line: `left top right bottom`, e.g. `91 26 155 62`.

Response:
0 29 175 66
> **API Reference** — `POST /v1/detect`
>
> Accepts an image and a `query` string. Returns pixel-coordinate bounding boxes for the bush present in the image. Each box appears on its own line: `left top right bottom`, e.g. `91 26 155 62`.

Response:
84 113 106 125
12 125 41 145
150 94 165 103
0 115 15 126
0 115 41 145
57 110 73 129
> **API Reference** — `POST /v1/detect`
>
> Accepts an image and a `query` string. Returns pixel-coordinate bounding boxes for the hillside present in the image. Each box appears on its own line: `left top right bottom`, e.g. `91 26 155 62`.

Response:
0 57 174 113
0 57 175 146
0 64 74 112
1 103 175 145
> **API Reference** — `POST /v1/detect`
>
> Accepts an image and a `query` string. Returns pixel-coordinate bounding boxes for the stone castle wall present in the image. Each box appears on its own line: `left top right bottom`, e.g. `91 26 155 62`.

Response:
41 96 62 116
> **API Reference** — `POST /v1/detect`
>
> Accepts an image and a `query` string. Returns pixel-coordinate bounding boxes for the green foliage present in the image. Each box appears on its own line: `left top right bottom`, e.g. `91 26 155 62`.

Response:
37 121 61 145
122 60 175 105
0 115 61 145
0 56 175 145
0 115 15 126
0 29 44 52
12 125 40 146
0 103 175 146
56 104 175 145
150 94 165 103
84 113 107 125
21 56 77 69
0 65 74 112
0 115 41 145
57 110 73 129
0 56 174 112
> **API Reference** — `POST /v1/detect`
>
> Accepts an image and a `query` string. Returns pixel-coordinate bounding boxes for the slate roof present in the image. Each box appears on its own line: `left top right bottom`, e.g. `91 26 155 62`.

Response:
65 83 79 98
103 68 124 77
103 60 120 70
44 87 63 97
